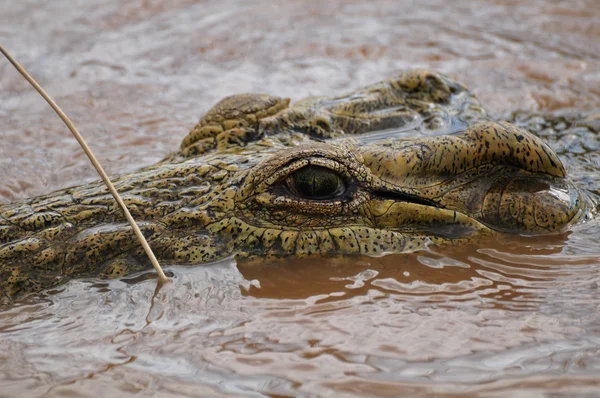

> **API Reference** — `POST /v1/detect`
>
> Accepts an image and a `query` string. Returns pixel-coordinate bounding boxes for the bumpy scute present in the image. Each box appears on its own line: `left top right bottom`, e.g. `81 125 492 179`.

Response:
258 69 485 139
180 94 289 155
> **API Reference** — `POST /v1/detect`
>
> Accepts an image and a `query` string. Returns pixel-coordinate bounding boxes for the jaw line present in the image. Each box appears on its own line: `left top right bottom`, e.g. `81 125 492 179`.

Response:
368 199 491 236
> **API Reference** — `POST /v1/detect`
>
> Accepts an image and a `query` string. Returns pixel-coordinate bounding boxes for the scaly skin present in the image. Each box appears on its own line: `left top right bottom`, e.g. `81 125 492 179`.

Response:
0 70 596 299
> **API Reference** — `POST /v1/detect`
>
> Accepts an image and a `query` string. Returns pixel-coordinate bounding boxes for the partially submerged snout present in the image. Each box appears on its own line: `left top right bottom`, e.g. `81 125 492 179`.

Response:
359 121 588 233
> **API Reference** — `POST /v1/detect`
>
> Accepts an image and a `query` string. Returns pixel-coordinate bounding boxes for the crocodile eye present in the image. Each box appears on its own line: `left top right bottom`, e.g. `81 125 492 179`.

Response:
286 166 345 199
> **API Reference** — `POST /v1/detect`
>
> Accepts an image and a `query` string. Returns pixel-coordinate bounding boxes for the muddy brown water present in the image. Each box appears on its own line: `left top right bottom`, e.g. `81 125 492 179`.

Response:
1 0 600 396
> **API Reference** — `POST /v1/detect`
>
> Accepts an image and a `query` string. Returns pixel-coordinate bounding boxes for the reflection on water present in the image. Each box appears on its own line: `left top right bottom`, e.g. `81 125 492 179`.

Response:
2 236 600 396
1 0 600 396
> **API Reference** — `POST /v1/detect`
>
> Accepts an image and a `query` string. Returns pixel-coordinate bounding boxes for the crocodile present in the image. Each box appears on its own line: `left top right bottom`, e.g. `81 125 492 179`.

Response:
1 69 597 299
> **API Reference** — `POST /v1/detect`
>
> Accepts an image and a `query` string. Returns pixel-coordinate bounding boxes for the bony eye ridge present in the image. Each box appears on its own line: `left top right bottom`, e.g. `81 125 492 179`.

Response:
285 166 346 200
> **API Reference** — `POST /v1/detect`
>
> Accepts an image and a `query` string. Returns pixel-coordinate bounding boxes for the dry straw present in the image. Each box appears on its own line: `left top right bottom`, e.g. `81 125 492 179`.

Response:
0 43 169 284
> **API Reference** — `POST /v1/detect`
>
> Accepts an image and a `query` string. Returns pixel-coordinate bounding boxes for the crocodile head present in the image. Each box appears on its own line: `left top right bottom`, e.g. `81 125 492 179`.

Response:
0 70 594 298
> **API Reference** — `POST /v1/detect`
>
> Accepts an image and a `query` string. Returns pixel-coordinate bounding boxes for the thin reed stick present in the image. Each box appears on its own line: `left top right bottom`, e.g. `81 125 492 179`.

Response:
0 43 169 283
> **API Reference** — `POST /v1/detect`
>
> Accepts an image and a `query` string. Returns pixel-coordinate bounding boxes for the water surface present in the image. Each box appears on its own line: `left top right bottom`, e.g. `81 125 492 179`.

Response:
1 0 600 396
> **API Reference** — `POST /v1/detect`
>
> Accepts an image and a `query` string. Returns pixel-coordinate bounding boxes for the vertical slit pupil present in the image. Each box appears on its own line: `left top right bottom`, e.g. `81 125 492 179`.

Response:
288 166 344 199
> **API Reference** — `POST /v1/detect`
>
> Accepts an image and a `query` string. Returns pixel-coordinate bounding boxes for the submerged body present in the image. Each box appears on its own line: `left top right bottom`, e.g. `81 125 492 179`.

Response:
0 70 596 298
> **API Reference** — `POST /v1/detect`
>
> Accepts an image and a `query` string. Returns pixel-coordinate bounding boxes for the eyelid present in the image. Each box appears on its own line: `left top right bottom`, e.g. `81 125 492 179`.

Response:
254 157 353 194
238 144 377 204
242 153 374 214
285 165 346 200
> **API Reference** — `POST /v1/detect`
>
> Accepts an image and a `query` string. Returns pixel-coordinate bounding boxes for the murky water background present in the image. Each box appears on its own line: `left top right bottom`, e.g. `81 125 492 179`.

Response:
1 0 600 396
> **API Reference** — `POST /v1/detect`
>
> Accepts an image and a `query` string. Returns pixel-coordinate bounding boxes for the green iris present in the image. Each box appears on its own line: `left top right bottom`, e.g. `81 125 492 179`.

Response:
287 166 345 199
